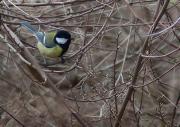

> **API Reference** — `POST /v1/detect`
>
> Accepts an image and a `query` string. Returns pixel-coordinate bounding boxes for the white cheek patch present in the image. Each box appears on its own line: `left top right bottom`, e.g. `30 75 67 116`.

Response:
56 37 68 44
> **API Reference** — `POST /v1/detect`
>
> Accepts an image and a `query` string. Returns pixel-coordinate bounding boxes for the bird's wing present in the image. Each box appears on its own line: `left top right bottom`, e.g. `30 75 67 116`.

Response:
43 31 57 48
20 21 45 44
35 32 45 43
21 21 57 48
20 21 38 34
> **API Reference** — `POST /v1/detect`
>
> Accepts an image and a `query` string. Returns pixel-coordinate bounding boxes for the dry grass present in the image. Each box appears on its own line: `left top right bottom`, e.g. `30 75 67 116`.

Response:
0 0 180 127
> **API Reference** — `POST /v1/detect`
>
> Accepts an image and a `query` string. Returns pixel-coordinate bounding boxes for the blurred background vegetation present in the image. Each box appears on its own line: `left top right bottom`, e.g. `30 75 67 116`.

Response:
0 0 179 127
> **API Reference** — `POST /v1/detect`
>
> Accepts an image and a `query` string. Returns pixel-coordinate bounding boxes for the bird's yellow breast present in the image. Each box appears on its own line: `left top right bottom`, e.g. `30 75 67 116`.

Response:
37 42 62 58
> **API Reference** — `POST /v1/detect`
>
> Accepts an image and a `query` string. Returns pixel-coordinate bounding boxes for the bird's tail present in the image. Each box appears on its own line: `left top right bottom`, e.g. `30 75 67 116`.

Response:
20 21 44 43
20 21 38 34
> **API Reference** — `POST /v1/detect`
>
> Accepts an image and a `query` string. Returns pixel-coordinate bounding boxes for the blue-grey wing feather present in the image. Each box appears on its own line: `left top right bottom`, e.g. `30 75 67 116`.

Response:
20 21 38 34
20 21 55 48
35 32 45 43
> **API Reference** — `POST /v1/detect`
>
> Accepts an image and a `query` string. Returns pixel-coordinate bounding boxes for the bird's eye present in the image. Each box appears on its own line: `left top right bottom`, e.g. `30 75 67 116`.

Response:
55 37 68 44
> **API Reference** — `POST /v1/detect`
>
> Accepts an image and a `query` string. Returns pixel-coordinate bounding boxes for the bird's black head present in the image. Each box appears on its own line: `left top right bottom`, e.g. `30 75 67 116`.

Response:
54 30 71 51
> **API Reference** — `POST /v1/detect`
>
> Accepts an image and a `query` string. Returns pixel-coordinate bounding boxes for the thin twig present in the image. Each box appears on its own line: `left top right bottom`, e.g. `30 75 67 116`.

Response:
170 94 180 127
0 106 25 127
114 0 171 126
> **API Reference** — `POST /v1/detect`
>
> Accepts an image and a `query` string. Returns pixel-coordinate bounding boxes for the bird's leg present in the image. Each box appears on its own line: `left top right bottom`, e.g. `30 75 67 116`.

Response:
60 56 65 63
43 56 47 64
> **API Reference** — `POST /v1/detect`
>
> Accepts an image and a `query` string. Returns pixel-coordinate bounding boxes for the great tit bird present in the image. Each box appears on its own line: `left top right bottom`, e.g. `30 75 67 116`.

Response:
20 21 71 62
